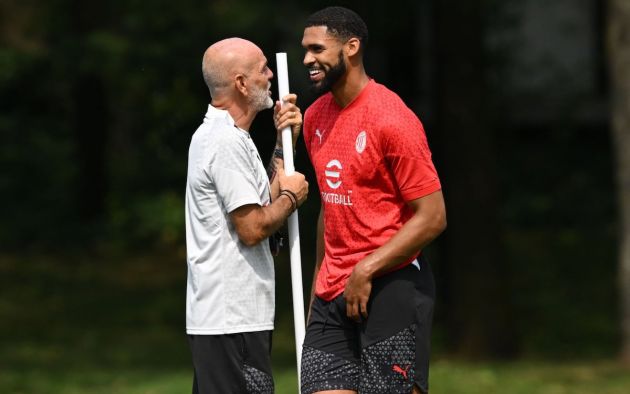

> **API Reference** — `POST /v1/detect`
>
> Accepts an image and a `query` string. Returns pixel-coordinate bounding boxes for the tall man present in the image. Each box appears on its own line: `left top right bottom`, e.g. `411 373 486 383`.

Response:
185 37 308 394
299 7 446 394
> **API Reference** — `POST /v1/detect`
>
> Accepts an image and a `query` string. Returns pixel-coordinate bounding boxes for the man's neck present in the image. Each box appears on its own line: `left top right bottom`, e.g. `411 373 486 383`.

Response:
211 99 256 131
331 69 370 108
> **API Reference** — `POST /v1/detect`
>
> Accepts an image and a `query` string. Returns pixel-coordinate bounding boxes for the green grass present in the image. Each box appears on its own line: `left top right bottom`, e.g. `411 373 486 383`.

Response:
1 252 629 393
429 360 630 394
2 360 629 393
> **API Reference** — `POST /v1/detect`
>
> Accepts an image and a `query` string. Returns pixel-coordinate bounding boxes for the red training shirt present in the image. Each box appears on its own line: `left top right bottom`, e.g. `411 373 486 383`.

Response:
304 80 441 301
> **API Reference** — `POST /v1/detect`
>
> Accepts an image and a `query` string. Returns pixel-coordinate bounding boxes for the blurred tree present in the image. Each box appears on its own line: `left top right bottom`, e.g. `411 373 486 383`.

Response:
70 0 109 222
607 0 630 366
434 0 517 357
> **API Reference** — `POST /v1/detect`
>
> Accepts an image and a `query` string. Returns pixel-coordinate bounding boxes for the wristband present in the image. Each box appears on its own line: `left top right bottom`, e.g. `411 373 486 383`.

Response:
280 193 296 213
279 189 297 212
282 189 298 207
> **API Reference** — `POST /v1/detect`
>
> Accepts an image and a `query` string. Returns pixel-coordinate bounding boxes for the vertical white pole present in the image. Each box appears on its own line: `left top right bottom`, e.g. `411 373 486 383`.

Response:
275 52 305 389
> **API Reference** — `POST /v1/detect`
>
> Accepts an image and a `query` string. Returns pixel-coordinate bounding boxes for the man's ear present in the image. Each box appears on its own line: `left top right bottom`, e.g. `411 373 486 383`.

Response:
345 37 361 57
235 74 248 96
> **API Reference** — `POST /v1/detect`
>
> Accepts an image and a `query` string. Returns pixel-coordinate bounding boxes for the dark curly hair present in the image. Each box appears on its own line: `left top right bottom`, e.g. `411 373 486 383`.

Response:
305 6 369 53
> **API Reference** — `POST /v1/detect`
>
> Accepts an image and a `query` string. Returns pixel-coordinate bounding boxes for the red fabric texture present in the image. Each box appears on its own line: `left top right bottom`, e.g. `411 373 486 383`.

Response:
304 80 441 301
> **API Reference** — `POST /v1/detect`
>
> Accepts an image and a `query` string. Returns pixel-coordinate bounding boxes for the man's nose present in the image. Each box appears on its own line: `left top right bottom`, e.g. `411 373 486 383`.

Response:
303 52 314 66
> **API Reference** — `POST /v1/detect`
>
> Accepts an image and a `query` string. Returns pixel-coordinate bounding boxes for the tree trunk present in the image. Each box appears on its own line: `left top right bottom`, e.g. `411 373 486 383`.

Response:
434 0 516 358
606 0 630 366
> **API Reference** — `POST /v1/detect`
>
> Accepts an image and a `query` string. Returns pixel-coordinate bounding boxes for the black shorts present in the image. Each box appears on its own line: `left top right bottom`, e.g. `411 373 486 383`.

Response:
301 258 435 394
188 331 274 394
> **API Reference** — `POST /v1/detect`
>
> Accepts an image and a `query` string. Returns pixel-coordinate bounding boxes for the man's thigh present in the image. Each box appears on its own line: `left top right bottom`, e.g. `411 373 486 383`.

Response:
301 295 361 394
188 331 274 394
359 261 436 394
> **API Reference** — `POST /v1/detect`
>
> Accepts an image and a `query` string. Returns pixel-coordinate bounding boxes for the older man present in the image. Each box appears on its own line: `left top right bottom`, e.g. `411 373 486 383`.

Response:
185 38 308 394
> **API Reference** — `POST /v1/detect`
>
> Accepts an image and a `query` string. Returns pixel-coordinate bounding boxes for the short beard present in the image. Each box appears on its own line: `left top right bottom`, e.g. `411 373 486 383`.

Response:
310 50 346 96
250 83 274 112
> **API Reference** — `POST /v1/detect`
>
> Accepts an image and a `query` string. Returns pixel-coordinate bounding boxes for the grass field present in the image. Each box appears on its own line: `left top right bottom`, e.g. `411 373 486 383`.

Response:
1 252 629 393
2 360 629 393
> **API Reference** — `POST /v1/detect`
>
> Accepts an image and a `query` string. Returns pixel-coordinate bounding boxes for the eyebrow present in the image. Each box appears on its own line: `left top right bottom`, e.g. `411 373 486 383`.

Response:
303 43 325 51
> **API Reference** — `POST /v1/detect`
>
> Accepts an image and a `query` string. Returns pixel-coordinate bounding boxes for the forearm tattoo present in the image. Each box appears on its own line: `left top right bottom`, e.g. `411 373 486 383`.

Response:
267 153 278 183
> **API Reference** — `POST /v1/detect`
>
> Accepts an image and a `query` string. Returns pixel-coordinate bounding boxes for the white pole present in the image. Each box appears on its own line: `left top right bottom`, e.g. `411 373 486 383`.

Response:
275 52 305 388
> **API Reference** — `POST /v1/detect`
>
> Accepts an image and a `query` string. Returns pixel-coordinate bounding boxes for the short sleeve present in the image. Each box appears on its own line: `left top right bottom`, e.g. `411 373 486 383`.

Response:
381 108 441 201
210 137 263 213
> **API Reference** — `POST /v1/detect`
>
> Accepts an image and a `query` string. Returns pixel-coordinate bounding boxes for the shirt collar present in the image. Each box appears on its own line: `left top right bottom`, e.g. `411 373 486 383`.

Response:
203 104 236 127
203 104 251 137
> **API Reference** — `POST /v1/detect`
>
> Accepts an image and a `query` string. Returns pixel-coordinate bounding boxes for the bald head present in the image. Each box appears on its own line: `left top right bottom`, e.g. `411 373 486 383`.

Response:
202 38 264 99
